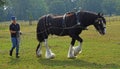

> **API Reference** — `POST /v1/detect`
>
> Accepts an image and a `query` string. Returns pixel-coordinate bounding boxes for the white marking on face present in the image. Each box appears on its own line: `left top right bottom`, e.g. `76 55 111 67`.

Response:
102 22 106 28
102 22 106 34
104 28 106 34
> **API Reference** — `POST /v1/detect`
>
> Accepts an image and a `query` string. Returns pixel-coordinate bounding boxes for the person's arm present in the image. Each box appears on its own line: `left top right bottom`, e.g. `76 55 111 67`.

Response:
10 30 16 33
9 24 17 34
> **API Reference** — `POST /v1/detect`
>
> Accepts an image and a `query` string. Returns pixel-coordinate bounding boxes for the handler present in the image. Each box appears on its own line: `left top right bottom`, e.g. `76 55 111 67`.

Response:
9 16 21 58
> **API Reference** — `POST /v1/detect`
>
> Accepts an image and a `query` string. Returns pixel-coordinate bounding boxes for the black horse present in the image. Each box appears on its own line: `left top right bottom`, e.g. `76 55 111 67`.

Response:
36 11 106 59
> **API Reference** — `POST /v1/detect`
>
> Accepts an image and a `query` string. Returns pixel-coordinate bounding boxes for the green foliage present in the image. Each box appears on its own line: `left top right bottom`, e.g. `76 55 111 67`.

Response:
1 0 120 21
102 0 117 15
0 18 120 69
81 0 103 12
49 1 67 14
0 0 5 6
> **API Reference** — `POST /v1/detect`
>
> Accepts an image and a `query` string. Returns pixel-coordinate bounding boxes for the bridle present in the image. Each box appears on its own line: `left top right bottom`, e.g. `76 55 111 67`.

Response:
95 18 106 28
94 17 106 34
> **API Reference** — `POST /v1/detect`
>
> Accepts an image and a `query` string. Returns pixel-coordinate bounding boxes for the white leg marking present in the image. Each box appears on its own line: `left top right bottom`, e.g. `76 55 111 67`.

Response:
73 42 82 56
37 43 42 57
44 39 55 59
68 45 76 59
104 28 106 34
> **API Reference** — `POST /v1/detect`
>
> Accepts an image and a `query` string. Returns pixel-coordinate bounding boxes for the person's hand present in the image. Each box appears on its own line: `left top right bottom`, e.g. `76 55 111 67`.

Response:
20 31 22 35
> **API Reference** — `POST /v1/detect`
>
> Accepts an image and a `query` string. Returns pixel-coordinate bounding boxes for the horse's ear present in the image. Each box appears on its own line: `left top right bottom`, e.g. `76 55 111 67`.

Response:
98 12 103 16
100 13 103 16
98 13 100 16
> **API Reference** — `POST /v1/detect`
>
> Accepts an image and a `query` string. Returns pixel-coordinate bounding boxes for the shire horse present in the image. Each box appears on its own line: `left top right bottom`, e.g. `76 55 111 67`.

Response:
36 11 106 59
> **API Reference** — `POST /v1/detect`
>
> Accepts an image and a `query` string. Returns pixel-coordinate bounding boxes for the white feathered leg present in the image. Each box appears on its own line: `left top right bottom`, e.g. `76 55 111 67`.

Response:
36 43 42 57
68 45 76 59
44 39 55 59
73 42 82 56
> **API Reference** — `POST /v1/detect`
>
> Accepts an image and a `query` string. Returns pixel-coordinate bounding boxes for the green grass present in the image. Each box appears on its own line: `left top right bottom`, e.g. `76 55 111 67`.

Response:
0 20 120 69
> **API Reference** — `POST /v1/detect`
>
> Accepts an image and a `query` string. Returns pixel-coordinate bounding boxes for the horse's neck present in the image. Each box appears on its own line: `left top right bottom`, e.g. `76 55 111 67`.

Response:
79 12 97 27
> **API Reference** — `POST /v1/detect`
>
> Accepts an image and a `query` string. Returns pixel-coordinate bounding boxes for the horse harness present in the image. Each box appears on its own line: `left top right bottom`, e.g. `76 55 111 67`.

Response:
44 12 87 35
59 13 67 35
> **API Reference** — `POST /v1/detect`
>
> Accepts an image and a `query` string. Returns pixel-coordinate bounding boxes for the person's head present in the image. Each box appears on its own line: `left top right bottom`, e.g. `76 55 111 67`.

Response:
11 16 16 24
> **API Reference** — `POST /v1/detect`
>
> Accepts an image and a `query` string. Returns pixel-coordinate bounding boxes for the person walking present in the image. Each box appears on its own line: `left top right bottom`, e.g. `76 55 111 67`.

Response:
9 16 21 58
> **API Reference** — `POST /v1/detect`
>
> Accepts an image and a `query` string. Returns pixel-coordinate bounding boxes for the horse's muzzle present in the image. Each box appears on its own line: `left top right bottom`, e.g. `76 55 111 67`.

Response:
100 28 106 35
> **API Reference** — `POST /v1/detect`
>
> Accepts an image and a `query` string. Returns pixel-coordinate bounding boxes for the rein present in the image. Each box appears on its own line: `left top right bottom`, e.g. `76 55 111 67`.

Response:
37 24 87 34
37 12 87 35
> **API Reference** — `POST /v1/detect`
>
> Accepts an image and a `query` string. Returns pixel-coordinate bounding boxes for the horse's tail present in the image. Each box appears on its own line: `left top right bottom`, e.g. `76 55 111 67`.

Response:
36 42 40 55
36 16 46 42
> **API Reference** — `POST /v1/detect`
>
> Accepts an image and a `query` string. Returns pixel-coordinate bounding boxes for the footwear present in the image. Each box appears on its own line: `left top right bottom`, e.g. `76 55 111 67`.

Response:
9 50 12 56
16 53 20 58
16 55 20 58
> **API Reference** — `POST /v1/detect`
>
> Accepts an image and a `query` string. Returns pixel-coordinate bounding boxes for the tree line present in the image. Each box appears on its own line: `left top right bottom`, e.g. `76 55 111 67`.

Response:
0 0 120 21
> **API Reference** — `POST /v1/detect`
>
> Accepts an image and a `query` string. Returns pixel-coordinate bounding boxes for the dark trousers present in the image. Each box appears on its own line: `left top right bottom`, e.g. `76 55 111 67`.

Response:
10 37 20 54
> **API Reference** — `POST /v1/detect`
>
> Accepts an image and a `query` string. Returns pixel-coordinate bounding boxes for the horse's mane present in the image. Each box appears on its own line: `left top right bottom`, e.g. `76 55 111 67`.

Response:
81 11 97 15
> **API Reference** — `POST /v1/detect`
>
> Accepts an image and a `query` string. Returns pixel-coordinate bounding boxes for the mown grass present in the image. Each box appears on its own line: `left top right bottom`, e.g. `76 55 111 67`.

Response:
0 20 120 69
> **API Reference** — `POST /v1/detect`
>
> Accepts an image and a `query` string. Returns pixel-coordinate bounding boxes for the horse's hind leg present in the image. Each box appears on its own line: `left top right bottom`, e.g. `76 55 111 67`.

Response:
44 39 55 59
68 38 76 59
36 43 42 57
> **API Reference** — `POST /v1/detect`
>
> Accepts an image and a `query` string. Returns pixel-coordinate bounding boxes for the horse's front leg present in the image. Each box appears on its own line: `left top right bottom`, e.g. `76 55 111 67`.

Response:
44 39 55 59
73 42 82 56
73 36 83 56
68 35 83 58
36 43 42 57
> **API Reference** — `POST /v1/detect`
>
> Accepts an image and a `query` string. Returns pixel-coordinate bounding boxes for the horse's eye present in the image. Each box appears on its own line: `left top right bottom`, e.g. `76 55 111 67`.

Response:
98 21 101 24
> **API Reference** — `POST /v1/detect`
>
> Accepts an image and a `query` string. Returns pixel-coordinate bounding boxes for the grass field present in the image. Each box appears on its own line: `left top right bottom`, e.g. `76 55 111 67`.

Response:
0 20 120 69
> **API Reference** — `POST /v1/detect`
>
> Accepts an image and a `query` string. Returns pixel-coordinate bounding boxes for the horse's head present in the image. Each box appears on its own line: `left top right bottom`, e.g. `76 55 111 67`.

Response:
94 13 106 35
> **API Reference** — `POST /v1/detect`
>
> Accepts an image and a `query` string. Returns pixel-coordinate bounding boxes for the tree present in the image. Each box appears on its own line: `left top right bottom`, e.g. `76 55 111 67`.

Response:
1 0 120 22
102 0 117 16
0 0 7 21
0 0 5 6
79 0 103 12
115 0 120 15
49 1 67 14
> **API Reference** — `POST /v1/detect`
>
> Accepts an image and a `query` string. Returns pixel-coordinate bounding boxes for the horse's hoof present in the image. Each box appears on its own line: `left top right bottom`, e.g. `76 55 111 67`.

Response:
79 50 82 54
50 55 55 59
36 54 42 57
73 46 82 56
68 56 76 59
36 52 42 57
46 56 55 59
74 51 82 56
46 53 55 59
74 53 78 56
